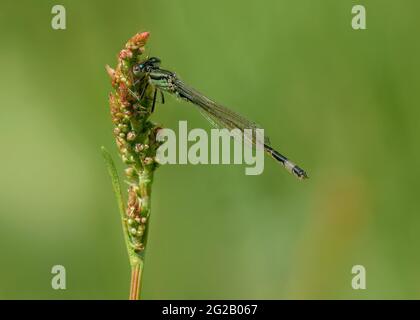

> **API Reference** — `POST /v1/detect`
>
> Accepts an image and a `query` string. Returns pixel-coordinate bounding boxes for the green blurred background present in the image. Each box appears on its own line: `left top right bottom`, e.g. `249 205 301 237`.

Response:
0 0 419 299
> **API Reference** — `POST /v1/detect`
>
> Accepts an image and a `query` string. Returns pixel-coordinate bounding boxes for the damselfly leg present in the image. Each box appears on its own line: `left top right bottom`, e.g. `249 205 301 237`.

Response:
152 89 157 113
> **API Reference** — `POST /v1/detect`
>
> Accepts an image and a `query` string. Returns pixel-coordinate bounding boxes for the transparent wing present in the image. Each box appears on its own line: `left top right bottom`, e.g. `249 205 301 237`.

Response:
172 78 271 148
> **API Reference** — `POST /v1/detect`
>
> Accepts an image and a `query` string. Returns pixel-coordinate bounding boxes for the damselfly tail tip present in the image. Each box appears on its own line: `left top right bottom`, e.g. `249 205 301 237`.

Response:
285 160 308 180
292 166 309 180
264 146 309 180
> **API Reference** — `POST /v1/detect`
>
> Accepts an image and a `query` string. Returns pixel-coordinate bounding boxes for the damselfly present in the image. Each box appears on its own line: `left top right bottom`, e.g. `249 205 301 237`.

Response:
132 57 308 180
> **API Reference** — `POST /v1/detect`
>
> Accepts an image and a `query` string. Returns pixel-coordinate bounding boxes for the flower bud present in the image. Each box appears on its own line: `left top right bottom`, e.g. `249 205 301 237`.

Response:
125 168 135 177
143 157 154 165
127 132 136 141
134 144 144 153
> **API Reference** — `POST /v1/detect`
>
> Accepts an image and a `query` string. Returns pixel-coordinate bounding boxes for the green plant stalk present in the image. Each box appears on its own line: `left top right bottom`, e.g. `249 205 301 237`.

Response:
103 31 160 300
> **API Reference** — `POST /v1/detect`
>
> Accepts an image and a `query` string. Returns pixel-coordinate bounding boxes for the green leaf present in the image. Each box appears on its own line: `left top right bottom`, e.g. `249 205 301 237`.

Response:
101 146 126 216
101 146 137 264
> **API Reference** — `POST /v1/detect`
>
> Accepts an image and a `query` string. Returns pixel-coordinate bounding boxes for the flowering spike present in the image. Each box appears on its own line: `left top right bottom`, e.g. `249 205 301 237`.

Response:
106 32 162 299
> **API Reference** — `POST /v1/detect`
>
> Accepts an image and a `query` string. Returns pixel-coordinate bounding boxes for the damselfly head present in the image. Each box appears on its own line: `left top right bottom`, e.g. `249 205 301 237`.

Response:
133 57 161 76
146 57 161 67
132 64 142 76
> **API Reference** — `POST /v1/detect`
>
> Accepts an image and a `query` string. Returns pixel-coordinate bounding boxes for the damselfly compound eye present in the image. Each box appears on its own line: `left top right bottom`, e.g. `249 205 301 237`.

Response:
133 64 141 75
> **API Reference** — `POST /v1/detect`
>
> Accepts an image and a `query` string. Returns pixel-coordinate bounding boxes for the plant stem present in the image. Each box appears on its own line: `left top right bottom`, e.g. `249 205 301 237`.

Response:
129 260 143 300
